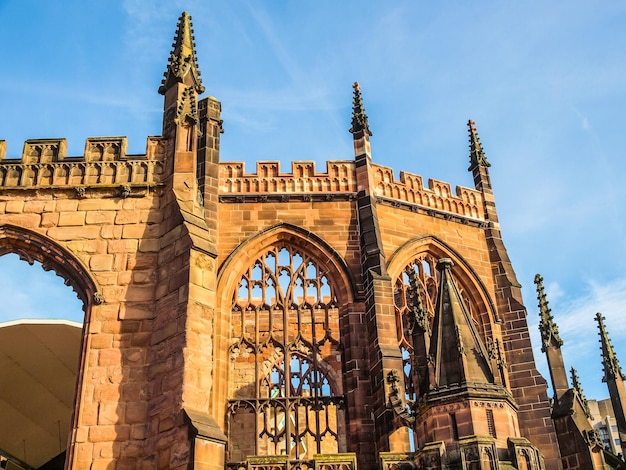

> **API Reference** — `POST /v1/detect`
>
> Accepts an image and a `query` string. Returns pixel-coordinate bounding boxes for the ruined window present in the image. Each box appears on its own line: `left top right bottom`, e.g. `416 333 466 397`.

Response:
393 253 439 402
227 245 345 463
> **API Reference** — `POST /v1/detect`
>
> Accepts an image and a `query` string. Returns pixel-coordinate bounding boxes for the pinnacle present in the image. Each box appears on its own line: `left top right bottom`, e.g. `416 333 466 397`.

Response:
596 312 624 382
570 366 591 417
535 274 563 351
159 11 205 96
468 119 491 169
349 81 372 136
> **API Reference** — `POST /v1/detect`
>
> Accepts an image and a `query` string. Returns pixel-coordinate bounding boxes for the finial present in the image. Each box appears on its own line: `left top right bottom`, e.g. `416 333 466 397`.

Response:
570 366 591 417
596 312 625 382
535 274 563 352
468 120 491 169
349 82 372 136
159 11 205 95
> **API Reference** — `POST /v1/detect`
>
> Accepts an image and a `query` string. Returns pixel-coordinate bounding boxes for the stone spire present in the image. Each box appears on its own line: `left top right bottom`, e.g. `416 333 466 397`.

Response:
428 259 493 389
159 11 205 96
596 312 625 382
350 81 385 275
467 119 497 222
595 312 626 457
535 274 563 352
349 82 372 137
570 367 591 417
468 119 490 170
535 274 569 401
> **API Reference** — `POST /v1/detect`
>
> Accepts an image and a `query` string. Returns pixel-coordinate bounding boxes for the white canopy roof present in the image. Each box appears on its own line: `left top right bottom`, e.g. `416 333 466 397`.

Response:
0 320 82 468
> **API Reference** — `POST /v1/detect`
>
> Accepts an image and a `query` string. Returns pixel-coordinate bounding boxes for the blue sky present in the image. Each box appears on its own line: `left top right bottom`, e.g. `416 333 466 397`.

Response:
1 0 626 401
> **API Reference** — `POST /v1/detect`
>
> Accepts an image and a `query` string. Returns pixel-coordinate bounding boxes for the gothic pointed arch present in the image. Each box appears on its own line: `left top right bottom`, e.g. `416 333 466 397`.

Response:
217 222 358 307
217 224 355 464
388 235 498 324
0 224 100 310
0 223 100 468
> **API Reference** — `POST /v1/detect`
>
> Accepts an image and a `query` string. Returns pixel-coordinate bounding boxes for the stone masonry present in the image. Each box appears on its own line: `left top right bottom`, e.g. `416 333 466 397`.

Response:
0 12 565 470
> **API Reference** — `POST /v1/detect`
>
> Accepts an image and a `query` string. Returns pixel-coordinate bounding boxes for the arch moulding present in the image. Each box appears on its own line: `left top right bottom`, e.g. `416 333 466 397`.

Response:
0 223 100 310
387 234 499 324
216 222 358 308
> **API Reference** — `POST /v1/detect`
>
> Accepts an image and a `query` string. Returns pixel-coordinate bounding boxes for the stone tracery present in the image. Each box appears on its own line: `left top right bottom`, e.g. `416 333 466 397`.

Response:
227 244 345 463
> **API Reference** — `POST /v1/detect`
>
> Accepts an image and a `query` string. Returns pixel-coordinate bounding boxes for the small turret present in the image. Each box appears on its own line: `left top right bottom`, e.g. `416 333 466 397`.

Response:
468 119 491 170
351 82 386 276
597 312 625 383
467 120 501 229
595 312 626 457
535 274 564 351
535 274 569 402
467 120 492 191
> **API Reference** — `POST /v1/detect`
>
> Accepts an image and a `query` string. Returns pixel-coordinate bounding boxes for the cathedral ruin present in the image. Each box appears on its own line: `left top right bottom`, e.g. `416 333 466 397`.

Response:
1 11 625 470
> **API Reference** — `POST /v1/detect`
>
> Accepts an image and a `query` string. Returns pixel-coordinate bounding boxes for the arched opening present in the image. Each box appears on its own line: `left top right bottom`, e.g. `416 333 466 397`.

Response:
0 253 84 322
226 243 346 464
0 225 96 470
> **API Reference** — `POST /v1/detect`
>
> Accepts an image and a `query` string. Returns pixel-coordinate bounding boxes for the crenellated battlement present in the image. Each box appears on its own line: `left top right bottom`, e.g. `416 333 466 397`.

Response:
371 163 484 220
1 136 484 221
219 160 357 195
218 159 485 221
0 137 166 189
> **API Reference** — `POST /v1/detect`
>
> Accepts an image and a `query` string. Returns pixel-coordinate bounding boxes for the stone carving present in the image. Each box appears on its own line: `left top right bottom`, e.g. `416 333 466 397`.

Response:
387 370 415 423
93 292 105 305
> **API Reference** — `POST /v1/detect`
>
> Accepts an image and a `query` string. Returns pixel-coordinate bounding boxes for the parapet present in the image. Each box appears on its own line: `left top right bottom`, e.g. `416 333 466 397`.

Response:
219 160 485 222
1 139 485 222
0 137 165 189
372 163 483 220
219 160 357 197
